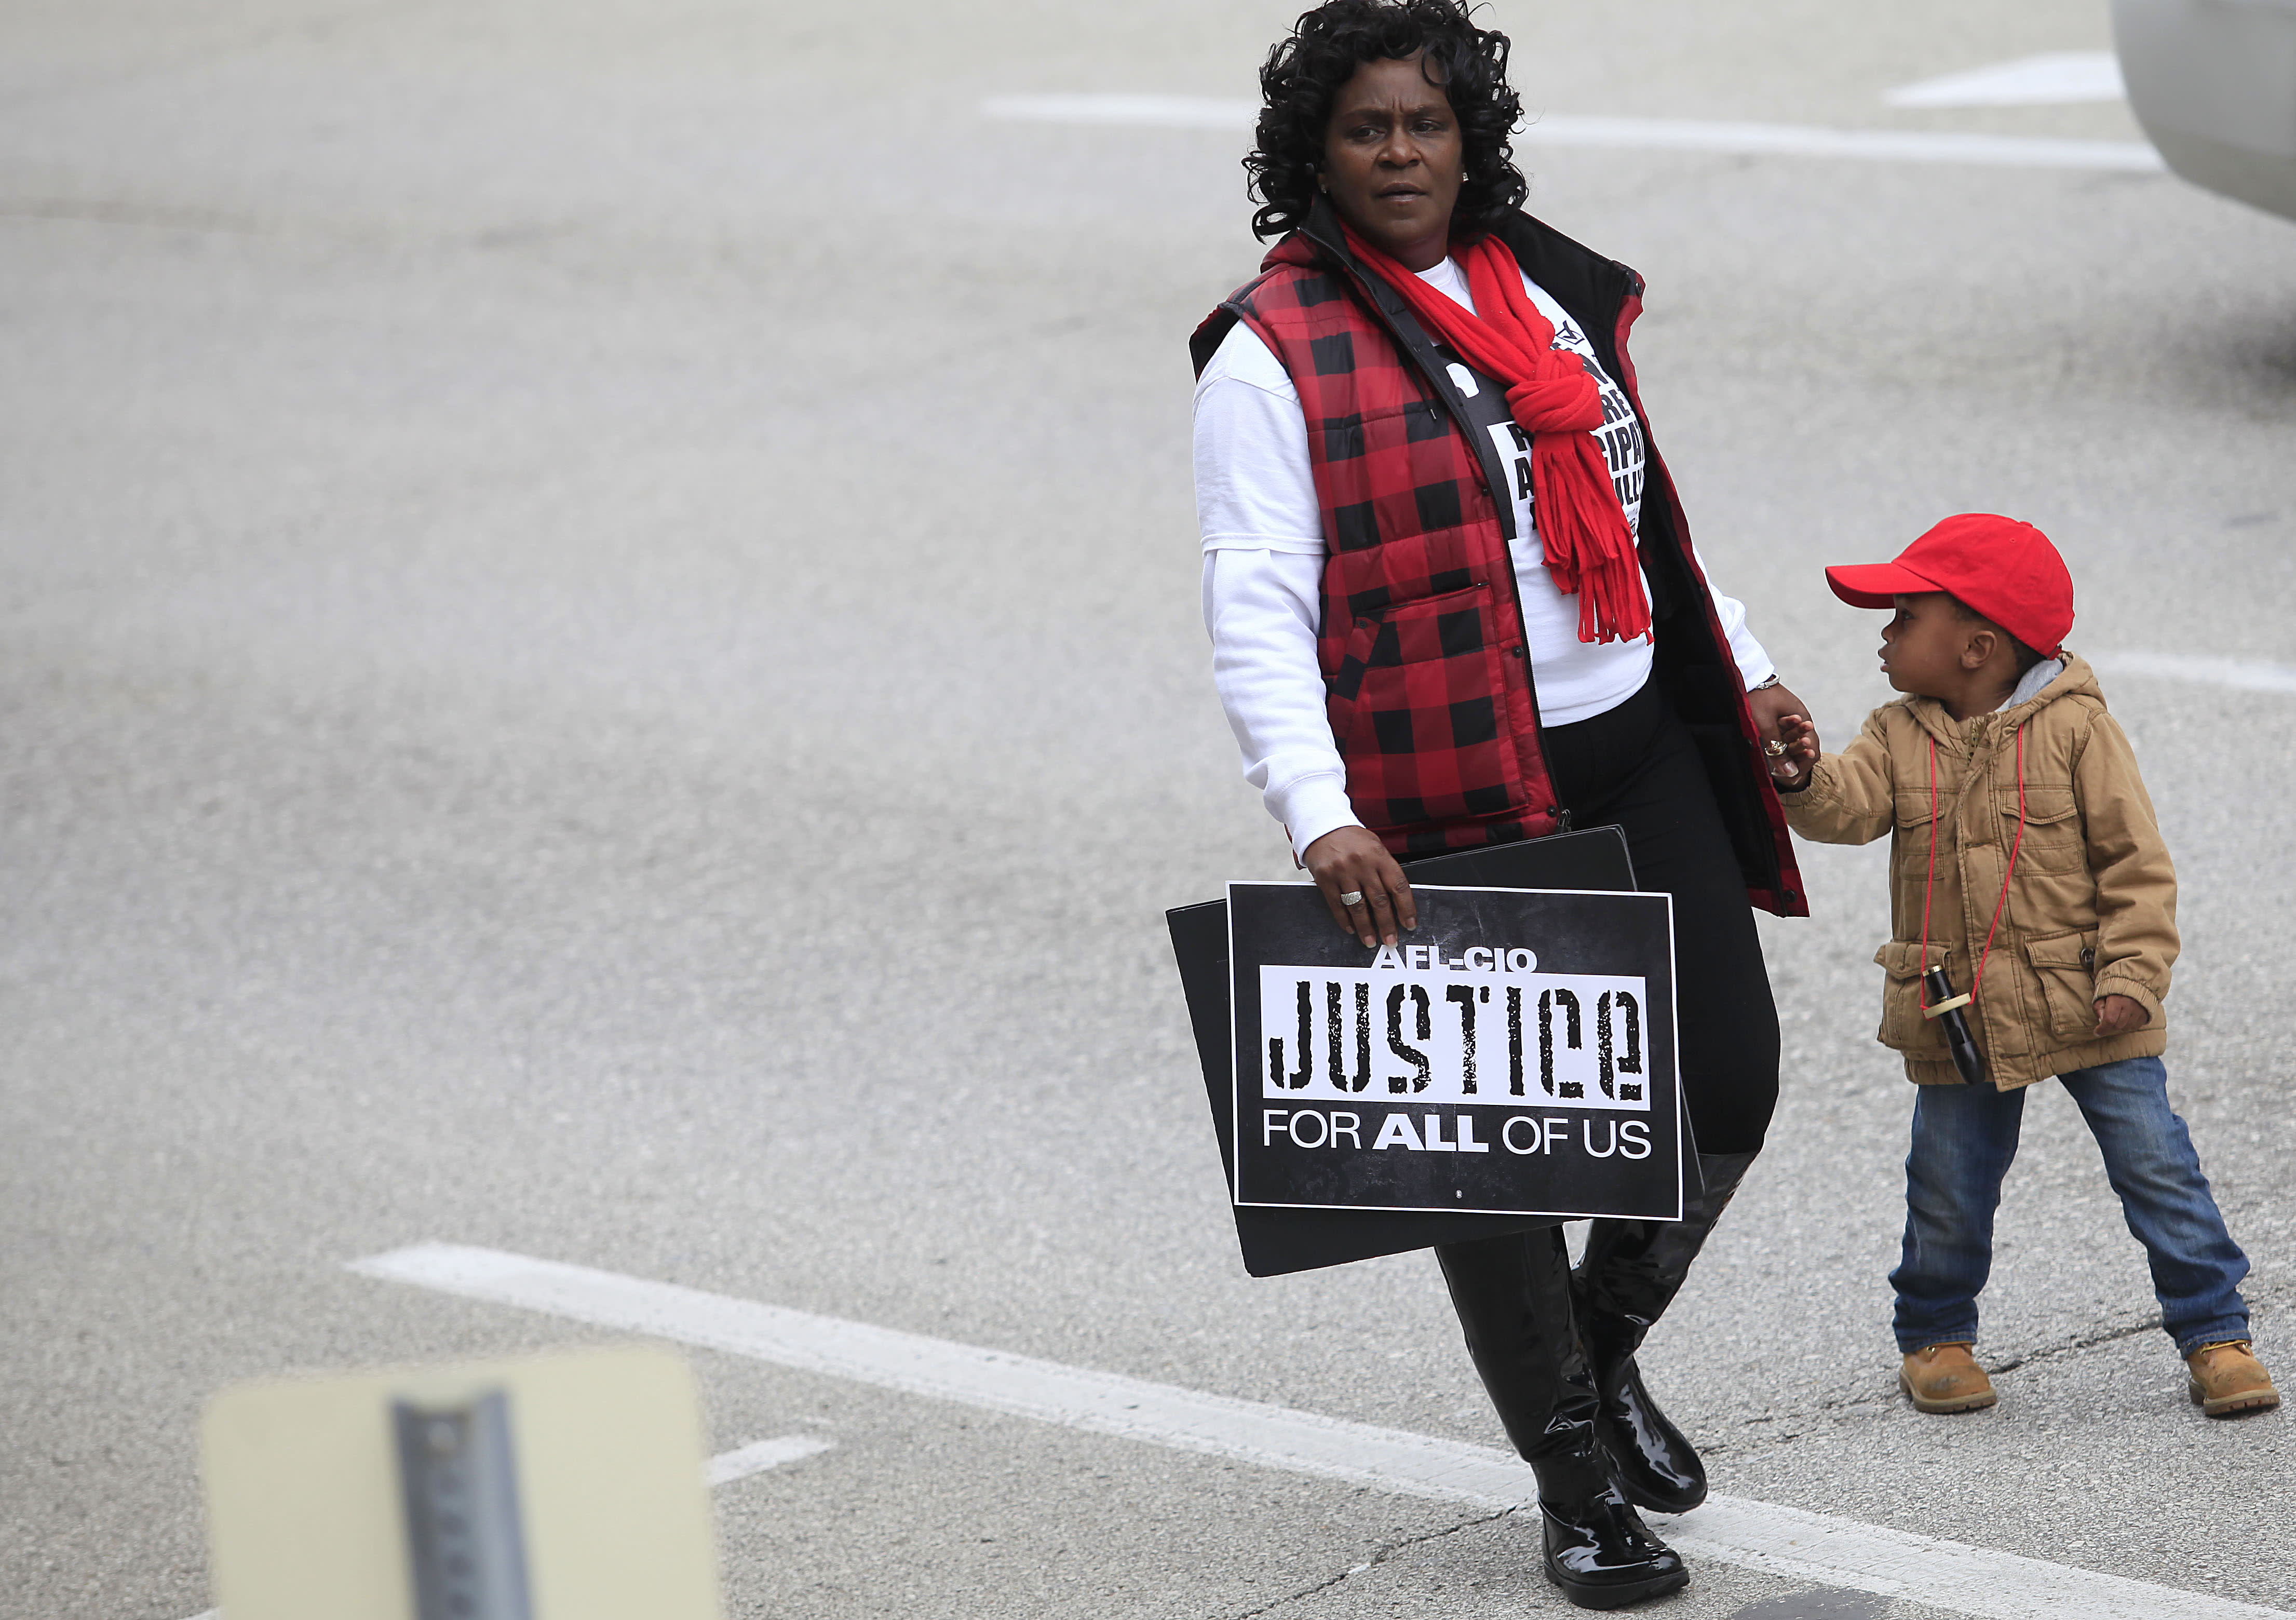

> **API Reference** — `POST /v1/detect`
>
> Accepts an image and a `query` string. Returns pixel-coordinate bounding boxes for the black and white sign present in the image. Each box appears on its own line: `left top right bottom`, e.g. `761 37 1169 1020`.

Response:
1227 882 1681 1220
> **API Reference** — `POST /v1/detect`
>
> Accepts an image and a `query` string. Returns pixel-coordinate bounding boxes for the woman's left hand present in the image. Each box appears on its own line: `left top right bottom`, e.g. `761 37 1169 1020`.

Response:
1746 680 1816 780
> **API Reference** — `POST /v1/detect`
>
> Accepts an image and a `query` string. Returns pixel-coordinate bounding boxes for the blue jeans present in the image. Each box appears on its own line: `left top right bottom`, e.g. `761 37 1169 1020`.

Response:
1891 1057 2251 1356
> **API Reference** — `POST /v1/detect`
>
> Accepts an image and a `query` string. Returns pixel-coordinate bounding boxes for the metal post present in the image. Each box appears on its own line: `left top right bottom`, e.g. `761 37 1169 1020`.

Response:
393 1390 535 1620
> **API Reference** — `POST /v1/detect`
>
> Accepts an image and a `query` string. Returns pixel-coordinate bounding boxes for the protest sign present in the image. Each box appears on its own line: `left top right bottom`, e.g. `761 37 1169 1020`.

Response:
1228 880 1681 1220
1168 828 1681 1276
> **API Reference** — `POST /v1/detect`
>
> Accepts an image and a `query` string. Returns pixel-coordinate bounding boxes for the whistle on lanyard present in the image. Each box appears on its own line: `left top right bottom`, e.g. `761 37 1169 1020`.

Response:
1921 966 1990 1087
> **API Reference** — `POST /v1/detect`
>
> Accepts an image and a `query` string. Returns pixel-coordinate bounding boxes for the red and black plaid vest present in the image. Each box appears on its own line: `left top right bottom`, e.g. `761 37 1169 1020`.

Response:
1193 208 1808 915
1213 235 1562 856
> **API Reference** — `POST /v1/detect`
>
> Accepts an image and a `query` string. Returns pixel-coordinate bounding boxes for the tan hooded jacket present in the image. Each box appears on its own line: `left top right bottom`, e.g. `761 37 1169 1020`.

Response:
1780 654 2175 1088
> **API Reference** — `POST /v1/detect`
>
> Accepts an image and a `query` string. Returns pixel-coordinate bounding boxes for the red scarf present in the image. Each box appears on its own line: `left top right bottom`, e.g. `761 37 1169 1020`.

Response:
1341 227 1652 645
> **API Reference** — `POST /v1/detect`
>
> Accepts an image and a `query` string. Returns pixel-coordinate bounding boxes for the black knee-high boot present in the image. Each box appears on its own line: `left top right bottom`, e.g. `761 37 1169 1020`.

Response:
1574 1151 1759 1514
1438 1226 1689 1609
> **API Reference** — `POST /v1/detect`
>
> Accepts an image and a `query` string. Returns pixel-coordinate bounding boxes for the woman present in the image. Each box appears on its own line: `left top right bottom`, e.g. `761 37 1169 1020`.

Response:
1192 1 1811 1607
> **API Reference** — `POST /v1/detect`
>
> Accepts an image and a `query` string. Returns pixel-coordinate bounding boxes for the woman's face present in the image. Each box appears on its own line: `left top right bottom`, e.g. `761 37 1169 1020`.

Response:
1319 55 1464 272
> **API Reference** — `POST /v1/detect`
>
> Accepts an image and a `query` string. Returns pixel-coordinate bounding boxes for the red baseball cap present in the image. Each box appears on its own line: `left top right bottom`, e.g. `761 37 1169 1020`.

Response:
1824 514 2074 657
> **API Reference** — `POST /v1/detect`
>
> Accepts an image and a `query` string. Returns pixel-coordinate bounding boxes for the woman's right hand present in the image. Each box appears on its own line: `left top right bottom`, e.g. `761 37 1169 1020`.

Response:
1303 826 1415 949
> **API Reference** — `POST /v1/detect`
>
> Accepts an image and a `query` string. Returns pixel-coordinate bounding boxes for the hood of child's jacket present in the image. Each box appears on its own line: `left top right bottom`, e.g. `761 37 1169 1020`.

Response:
1899 652 2103 750
2002 652 2102 723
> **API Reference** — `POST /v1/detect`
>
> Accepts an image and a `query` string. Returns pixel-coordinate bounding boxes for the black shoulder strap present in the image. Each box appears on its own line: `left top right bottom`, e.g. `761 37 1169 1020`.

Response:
1190 303 1246 380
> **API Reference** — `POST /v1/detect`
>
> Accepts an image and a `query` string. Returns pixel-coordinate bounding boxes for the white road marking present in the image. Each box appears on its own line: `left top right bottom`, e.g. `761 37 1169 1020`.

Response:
708 1433 836 1485
982 92 1252 129
1516 115 2155 171
355 1243 1512 1500
2091 651 2296 697
353 1244 2289 1620
1887 52 2125 107
980 95 2162 172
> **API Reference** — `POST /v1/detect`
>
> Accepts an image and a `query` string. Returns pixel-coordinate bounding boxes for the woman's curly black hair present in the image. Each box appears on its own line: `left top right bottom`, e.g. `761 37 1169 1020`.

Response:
1246 0 1527 241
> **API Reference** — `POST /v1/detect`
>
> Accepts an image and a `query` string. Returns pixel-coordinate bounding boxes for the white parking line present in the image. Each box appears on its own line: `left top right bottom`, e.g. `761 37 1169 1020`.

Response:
708 1433 836 1485
1886 52 2125 108
2091 651 2296 697
353 1243 2288 1620
979 95 2163 172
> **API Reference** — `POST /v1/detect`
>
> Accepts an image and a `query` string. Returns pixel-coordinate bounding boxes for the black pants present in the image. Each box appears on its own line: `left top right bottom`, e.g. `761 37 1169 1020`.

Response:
1534 678 1780 1155
1403 678 1779 1153
1425 680 1780 1477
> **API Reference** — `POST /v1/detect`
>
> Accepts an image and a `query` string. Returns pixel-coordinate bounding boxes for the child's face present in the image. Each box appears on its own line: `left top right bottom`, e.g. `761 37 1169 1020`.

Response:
1878 593 1976 697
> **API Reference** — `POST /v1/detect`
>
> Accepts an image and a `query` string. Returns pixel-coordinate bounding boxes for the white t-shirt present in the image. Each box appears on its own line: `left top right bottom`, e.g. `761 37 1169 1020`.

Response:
1196 255 1774 857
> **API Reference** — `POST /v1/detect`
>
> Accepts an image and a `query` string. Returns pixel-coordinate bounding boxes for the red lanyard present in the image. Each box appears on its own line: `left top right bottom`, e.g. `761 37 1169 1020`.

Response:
1917 727 2027 1010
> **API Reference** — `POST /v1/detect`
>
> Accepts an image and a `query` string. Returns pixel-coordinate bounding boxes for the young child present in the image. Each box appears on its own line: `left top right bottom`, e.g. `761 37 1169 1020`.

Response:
1771 513 2276 1418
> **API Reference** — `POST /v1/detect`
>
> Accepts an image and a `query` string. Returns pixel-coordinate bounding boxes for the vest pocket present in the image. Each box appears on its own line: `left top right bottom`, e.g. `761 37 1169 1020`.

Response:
1873 940 1952 1053
1328 583 1525 829
2024 929 2100 1041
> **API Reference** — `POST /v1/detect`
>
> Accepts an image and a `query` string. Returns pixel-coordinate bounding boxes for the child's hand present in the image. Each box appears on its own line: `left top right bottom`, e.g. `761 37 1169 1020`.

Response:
1767 713 1821 788
2094 994 2151 1038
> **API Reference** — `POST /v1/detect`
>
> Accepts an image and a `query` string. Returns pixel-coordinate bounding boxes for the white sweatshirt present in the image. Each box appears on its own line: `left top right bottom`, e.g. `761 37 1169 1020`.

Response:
1196 255 1774 857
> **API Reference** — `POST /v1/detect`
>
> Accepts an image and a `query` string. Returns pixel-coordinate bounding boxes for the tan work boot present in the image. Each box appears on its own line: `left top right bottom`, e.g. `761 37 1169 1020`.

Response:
2186 1341 2280 1418
1899 1343 1997 1413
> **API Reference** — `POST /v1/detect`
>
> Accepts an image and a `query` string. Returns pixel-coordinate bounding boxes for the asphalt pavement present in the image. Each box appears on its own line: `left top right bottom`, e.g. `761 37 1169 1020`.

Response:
3 3 2292 1617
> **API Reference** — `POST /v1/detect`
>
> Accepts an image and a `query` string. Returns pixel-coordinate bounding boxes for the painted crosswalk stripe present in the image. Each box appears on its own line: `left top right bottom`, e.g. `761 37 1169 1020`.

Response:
979 95 2163 172
1886 53 2125 108
708 1433 836 1485
2091 650 2296 697
352 1243 2288 1620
